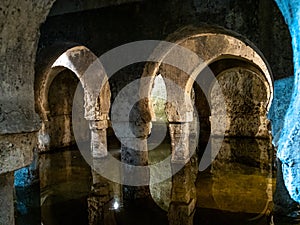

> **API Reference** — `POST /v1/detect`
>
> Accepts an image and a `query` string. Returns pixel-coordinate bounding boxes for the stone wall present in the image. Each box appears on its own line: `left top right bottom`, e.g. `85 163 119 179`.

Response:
211 67 269 138
0 0 55 174
274 0 300 209
38 0 292 86
48 0 142 16
0 2 54 223
268 76 294 147
193 0 293 80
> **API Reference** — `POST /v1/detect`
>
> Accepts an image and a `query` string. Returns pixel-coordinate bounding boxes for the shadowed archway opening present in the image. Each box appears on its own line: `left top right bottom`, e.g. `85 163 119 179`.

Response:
47 69 84 149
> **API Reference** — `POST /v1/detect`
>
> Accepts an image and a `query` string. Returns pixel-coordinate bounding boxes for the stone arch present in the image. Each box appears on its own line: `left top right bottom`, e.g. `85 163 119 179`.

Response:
35 42 111 157
141 26 273 120
140 25 274 162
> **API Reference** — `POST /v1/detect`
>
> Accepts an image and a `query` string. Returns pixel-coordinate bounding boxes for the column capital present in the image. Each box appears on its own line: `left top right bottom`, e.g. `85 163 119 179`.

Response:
89 120 109 130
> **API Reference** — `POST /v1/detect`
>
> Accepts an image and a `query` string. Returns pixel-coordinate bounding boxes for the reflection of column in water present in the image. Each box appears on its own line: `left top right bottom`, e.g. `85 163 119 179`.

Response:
257 138 274 174
189 116 199 156
88 170 120 225
64 149 72 180
168 157 198 225
112 120 151 199
120 136 150 200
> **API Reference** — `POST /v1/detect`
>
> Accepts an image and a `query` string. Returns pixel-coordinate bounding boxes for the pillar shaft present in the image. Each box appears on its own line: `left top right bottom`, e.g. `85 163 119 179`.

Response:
169 122 191 163
90 120 108 158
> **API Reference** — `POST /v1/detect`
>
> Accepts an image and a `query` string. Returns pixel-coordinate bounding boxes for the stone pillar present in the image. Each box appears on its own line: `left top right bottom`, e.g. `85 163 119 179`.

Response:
0 132 38 225
168 161 197 225
161 64 194 163
169 122 192 163
0 1 56 224
89 120 109 158
0 172 15 225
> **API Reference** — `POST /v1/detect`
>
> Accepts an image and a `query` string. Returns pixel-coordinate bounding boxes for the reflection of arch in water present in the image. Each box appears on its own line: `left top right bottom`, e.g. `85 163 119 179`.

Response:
209 138 274 216
35 43 111 155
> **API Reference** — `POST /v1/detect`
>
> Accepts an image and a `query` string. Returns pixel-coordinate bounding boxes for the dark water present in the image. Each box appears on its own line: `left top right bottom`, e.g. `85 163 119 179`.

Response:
15 139 300 225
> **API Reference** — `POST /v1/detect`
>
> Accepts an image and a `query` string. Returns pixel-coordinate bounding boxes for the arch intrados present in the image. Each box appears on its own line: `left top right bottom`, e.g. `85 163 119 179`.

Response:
35 43 110 121
207 57 271 96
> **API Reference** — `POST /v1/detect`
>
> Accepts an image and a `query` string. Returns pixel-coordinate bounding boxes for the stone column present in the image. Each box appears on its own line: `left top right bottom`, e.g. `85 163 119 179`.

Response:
89 120 109 158
169 122 192 163
0 132 38 225
163 73 194 163
164 86 194 164
0 172 15 225
0 1 56 225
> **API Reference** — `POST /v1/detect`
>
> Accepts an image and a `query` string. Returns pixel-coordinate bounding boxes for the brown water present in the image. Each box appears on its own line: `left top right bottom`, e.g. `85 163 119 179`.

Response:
15 138 300 225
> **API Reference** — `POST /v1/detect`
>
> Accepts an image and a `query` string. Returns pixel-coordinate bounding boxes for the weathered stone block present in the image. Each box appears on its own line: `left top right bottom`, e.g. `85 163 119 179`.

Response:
0 132 37 174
